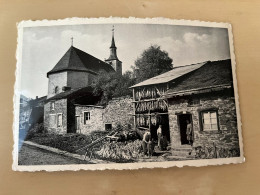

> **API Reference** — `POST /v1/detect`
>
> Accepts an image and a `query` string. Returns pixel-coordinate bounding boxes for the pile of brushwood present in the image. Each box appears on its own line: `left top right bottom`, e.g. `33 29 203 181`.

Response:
106 130 140 142
96 139 143 162
26 123 144 162
78 130 143 162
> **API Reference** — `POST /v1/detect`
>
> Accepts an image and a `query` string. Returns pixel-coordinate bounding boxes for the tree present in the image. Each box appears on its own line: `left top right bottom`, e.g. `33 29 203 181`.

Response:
134 45 173 82
92 70 136 105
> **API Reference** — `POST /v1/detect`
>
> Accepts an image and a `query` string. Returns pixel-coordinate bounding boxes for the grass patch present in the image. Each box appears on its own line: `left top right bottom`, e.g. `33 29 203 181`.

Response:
28 133 92 154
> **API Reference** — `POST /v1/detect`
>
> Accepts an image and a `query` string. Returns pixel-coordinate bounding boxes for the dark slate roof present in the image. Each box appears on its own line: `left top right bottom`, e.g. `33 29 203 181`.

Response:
166 59 233 95
46 86 99 102
130 61 207 88
47 46 114 77
47 87 90 101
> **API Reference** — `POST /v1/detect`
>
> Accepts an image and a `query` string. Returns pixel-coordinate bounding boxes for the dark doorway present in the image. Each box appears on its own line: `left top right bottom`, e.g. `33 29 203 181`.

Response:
178 114 192 145
156 114 170 142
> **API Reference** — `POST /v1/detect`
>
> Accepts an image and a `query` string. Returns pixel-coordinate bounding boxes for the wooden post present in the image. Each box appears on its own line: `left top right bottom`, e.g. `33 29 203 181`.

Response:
148 110 151 131
133 88 136 130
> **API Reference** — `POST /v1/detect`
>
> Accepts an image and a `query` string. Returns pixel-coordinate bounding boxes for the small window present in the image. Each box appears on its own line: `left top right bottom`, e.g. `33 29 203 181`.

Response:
84 112 90 124
57 114 62 127
201 111 218 131
105 124 112 131
50 102 55 110
55 86 59 94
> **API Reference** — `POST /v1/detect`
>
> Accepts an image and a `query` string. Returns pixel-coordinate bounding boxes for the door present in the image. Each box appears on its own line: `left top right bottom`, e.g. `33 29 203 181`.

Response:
75 116 80 133
178 114 192 145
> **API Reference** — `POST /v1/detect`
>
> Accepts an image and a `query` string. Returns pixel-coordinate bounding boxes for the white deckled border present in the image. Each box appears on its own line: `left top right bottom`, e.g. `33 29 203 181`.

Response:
13 17 244 172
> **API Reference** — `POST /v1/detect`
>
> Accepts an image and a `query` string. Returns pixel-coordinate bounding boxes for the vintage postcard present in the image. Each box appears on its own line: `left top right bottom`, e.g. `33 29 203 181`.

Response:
13 17 244 171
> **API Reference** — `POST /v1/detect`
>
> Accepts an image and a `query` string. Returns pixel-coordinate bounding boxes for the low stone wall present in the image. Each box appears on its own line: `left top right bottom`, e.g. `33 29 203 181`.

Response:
103 96 134 129
168 91 240 157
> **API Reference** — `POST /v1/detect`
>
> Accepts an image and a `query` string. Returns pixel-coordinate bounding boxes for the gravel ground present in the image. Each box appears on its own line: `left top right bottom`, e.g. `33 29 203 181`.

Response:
18 144 90 165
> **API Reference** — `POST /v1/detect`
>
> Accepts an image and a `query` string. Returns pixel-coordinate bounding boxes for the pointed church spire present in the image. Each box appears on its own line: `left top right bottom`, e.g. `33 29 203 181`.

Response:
110 25 116 48
107 25 118 60
105 25 122 75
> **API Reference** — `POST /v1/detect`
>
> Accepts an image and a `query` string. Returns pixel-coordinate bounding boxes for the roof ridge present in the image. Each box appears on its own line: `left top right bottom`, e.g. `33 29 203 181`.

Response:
173 61 210 69
152 61 208 78
130 61 208 88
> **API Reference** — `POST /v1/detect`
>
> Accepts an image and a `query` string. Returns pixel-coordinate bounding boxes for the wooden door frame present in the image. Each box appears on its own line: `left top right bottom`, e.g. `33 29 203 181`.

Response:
176 112 193 145
75 115 80 133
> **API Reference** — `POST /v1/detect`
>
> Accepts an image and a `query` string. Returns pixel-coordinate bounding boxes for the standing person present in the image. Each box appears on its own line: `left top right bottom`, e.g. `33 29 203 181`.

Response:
142 130 151 155
157 125 162 149
186 120 193 146
150 121 157 141
147 139 154 157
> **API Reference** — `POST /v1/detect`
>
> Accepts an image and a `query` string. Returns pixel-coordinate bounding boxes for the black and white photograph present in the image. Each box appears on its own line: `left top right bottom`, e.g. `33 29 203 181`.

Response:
13 18 244 171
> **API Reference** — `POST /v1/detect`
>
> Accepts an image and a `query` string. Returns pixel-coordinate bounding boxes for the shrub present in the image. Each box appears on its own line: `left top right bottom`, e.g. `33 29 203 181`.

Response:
25 123 46 140
194 144 240 159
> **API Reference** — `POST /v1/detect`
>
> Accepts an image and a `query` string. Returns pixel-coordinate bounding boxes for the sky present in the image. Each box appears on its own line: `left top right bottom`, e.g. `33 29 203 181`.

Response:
20 23 231 98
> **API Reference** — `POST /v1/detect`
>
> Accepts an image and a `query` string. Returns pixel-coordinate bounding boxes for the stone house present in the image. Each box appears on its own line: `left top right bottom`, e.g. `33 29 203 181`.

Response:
74 96 133 134
130 59 241 158
44 86 133 134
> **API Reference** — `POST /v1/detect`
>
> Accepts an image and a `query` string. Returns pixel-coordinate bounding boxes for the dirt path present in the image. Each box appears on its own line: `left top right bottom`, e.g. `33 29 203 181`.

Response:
18 144 91 165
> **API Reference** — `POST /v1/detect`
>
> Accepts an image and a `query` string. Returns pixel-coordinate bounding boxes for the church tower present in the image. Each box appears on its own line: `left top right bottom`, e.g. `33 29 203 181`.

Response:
105 26 122 75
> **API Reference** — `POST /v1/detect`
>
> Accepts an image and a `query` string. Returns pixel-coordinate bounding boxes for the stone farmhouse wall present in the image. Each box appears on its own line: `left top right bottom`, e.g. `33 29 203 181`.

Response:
44 96 134 135
75 106 104 134
73 96 134 134
103 96 134 129
168 91 240 155
44 99 67 134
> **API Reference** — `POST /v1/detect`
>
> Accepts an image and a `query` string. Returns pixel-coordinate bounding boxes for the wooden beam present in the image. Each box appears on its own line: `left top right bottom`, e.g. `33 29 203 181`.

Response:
162 99 168 108
132 97 166 103
133 88 136 130
131 112 168 116
155 86 162 96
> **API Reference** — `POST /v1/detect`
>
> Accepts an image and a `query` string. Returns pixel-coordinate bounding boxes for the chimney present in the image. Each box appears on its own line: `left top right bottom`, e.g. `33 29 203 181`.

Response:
36 96 38 99
62 86 71 92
